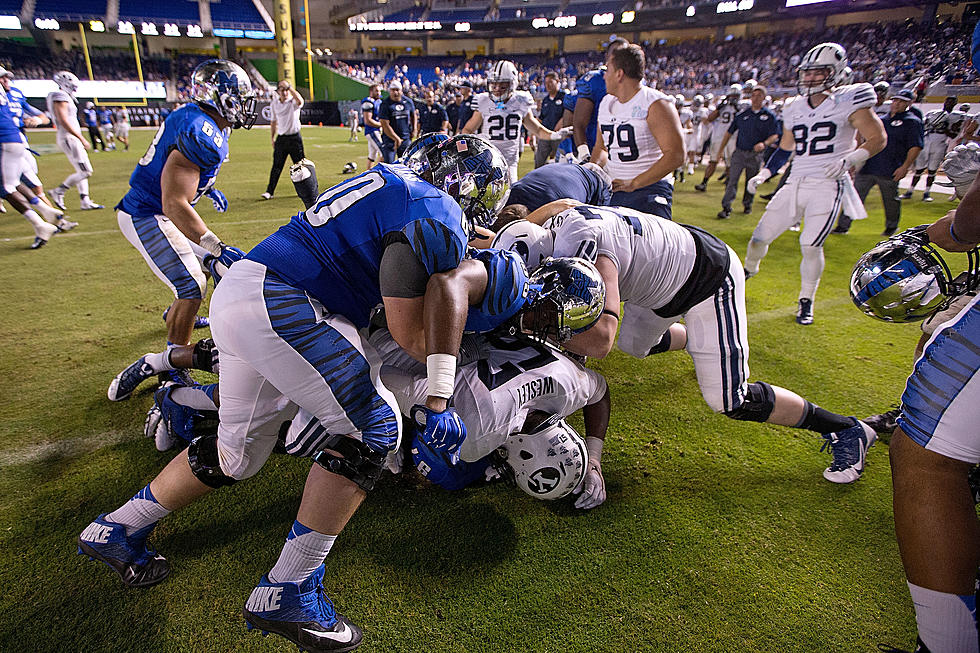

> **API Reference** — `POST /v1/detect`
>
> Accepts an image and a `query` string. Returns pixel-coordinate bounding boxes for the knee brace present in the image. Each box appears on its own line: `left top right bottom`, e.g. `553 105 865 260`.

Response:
647 330 671 356
312 434 387 492
724 381 776 423
192 337 219 373
187 434 238 488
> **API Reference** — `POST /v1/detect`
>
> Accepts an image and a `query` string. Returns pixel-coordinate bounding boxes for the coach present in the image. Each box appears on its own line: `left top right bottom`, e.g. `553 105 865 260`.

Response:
455 80 477 133
418 89 449 134
378 80 417 163
534 72 565 168
835 88 922 236
716 86 779 219
262 80 305 200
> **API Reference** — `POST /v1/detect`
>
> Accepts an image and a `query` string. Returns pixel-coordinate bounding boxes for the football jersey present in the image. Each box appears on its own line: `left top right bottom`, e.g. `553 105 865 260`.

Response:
678 106 693 127
116 107 130 124
779 83 876 178
692 107 709 133
98 108 113 125
0 89 22 143
475 90 534 167
575 69 605 149
710 100 740 139
373 331 607 462
597 86 673 183
46 90 81 137
119 104 229 217
83 106 98 127
361 96 380 135
463 247 531 334
947 109 969 138
6 86 39 129
247 163 468 328
547 205 728 314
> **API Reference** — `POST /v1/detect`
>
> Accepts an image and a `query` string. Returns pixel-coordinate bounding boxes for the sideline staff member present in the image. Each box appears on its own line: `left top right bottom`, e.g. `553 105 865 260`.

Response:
262 80 305 200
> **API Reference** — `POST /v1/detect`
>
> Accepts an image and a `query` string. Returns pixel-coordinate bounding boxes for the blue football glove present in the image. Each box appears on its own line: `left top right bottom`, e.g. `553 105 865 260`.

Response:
206 188 228 212
411 404 466 465
411 436 492 490
203 244 246 285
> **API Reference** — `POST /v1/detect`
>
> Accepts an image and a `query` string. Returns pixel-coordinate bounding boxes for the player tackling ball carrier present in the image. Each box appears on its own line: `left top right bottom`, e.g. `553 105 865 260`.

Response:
462 60 571 183
745 42 886 325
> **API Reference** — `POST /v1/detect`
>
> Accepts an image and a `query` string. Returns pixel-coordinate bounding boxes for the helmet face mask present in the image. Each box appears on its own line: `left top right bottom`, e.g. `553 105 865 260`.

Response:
407 135 510 235
500 416 589 501
53 70 80 97
191 59 257 129
520 257 606 345
797 42 848 96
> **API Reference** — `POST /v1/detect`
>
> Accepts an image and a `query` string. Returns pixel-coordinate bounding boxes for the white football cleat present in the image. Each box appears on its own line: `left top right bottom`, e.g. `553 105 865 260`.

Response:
79 198 104 210
821 419 876 484
48 186 67 210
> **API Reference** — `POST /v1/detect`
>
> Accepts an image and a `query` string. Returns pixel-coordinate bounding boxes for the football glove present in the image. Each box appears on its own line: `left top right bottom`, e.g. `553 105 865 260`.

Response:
206 188 228 212
573 462 606 509
410 436 488 490
746 168 773 194
576 143 591 163
203 244 246 285
938 142 980 198
411 404 466 465
549 126 574 141
822 148 870 178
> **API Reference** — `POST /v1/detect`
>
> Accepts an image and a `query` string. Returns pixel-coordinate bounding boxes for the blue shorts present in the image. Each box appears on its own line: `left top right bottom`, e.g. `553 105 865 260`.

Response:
898 293 980 463
610 179 673 220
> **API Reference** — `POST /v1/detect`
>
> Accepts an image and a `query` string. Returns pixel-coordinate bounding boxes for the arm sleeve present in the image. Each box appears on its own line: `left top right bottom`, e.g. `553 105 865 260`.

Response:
379 239 430 298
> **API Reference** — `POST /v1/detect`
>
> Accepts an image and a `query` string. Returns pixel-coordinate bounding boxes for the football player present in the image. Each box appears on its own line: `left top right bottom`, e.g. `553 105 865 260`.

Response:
496 161 612 224
495 205 878 484
591 45 684 219
114 106 130 151
98 105 116 151
46 71 104 211
745 42 886 325
688 95 709 174
79 135 510 653
107 60 255 402
462 60 571 183
695 84 743 192
572 37 629 163
902 96 957 202
361 84 382 168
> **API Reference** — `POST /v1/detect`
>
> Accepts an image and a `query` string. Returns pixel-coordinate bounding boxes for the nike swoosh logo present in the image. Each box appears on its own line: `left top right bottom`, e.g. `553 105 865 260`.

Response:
302 622 354 643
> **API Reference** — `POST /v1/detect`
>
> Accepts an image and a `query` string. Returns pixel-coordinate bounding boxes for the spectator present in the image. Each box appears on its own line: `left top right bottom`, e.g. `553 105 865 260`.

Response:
534 71 565 168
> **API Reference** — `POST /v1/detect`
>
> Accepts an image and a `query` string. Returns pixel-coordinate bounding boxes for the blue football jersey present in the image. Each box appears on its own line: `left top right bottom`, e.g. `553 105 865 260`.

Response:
98 108 113 125
6 87 40 129
361 96 380 135
247 163 468 328
83 107 98 127
575 70 605 149
464 248 531 333
118 104 229 217
0 89 23 144
560 90 577 153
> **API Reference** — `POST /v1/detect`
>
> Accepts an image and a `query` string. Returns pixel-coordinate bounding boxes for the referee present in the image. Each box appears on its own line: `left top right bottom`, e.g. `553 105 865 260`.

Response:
262 80 305 200
715 86 779 219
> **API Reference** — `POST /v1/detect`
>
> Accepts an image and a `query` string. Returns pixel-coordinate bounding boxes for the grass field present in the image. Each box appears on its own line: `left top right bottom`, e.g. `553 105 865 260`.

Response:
0 125 947 652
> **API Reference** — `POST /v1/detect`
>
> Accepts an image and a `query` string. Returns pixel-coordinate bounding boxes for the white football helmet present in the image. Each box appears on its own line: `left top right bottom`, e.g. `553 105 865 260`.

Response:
692 94 704 109
489 60 518 104
674 94 685 108
743 78 757 93
727 84 742 101
797 42 849 96
501 417 589 501
53 70 79 97
491 219 554 273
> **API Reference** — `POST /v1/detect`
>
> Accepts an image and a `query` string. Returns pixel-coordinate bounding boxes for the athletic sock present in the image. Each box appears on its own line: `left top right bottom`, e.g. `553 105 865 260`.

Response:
145 349 176 373
909 173 922 189
744 239 770 276
908 581 979 653
78 177 90 196
105 484 171 536
799 244 824 299
267 520 337 584
925 174 936 192
170 384 218 410
795 401 854 434
21 209 45 231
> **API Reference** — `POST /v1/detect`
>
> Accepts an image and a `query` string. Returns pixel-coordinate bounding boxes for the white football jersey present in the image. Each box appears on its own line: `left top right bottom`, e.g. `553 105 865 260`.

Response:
692 107 709 130
922 108 952 136
46 90 80 137
779 83 876 178
546 205 699 311
678 107 693 126
371 330 607 463
597 86 673 182
710 101 740 139
475 90 535 167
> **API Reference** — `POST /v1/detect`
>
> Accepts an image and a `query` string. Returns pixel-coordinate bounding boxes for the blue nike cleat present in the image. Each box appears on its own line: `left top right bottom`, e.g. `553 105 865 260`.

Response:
820 418 876 484
162 307 209 329
244 564 362 652
77 514 170 587
157 368 195 387
107 355 155 401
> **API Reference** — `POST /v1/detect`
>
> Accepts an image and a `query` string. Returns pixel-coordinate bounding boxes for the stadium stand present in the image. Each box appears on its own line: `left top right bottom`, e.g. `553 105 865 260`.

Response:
210 0 268 31
33 0 107 21
118 0 200 25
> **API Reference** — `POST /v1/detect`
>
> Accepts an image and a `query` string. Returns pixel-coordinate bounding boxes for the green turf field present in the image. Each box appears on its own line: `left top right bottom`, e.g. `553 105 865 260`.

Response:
0 125 946 651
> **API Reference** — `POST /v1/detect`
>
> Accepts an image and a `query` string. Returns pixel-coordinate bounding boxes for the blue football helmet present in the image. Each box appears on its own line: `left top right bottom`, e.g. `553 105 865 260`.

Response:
401 132 450 165
850 226 980 322
520 257 605 344
405 134 510 234
191 59 257 129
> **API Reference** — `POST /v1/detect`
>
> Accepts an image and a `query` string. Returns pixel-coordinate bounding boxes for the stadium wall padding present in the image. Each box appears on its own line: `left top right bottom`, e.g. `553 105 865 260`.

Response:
251 58 370 101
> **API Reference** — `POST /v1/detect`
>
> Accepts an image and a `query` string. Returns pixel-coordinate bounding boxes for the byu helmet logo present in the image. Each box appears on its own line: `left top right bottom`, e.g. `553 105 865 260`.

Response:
527 467 562 494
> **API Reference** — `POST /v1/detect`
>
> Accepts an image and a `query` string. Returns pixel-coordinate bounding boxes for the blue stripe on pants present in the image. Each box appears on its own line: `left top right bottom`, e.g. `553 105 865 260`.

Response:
899 300 980 446
262 272 398 453
131 214 202 299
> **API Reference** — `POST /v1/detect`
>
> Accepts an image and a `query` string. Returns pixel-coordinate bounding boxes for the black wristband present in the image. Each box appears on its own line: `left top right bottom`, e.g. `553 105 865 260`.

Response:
602 309 620 321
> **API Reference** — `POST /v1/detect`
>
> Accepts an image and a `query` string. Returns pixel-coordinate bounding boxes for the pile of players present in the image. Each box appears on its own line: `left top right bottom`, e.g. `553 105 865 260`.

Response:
77 37 979 653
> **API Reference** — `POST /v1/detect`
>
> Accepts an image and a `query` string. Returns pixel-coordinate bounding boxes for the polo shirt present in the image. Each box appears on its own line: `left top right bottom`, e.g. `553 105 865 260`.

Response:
861 111 924 177
728 107 778 151
538 90 565 130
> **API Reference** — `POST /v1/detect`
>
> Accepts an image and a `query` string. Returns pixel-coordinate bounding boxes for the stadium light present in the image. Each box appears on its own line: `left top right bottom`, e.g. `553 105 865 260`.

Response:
686 5 696 16
0 15 21 29
186 24 203 37
592 13 614 26
716 0 754 13
89 20 105 32
117 20 135 34
553 15 576 28
621 11 635 23
34 18 59 30
164 23 180 36
141 21 158 35
455 22 470 32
